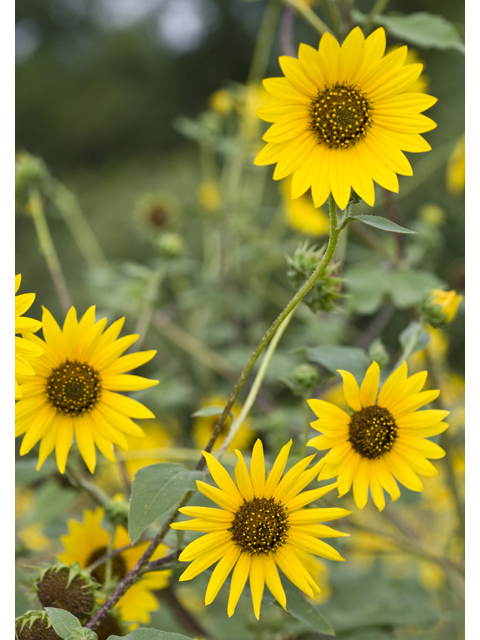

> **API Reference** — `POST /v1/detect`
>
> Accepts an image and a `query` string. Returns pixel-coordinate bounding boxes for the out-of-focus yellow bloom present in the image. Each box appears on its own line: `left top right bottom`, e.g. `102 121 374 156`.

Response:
209 89 233 115
446 134 465 195
123 421 174 479
17 523 50 552
430 289 463 324
419 204 445 227
387 45 429 93
192 394 255 453
281 176 329 236
238 83 267 142
198 181 221 213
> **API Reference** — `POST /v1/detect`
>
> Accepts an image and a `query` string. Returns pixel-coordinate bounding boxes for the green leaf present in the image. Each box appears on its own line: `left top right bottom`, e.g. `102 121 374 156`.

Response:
372 12 465 53
307 345 370 379
343 265 386 315
352 215 416 234
129 464 203 543
15 458 57 484
109 630 193 640
14 586 31 618
191 405 225 418
45 608 81 639
399 321 430 354
283 581 335 636
388 270 443 308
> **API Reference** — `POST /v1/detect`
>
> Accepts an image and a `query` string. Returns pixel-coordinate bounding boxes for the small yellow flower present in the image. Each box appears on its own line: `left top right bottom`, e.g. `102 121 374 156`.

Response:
308 361 449 511
172 440 350 619
17 523 50 552
59 507 171 625
192 395 254 453
15 306 158 473
15 274 43 399
209 89 234 115
446 134 465 195
281 176 330 236
429 289 463 324
198 181 221 213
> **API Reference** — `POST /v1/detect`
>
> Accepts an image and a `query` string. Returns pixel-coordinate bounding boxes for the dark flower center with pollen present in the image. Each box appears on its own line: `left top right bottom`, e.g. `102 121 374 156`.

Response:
86 547 127 585
46 359 101 417
349 405 398 459
309 82 373 149
229 497 289 555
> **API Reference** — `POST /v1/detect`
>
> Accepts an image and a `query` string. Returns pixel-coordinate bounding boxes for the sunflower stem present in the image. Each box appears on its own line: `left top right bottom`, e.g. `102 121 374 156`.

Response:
196 193 340 472
133 263 166 351
28 187 72 315
284 0 333 36
216 311 295 461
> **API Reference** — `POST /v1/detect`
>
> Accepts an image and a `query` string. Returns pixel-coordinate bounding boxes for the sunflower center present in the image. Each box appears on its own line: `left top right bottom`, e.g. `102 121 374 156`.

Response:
229 497 289 555
87 547 127 585
349 405 397 459
309 82 373 149
46 359 101 417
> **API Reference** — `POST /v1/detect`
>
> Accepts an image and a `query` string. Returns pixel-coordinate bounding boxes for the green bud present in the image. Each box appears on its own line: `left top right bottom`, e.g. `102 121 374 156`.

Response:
291 364 321 393
15 611 60 640
156 232 186 259
104 497 130 529
65 629 98 640
367 339 389 368
286 242 345 313
15 152 51 212
419 289 463 329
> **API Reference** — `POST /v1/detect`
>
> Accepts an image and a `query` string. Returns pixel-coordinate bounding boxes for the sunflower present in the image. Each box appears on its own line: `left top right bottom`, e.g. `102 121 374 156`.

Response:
15 274 43 399
308 361 449 511
171 439 351 619
446 134 465 195
192 394 255 452
429 289 463 324
58 507 171 625
254 27 437 210
15 305 158 474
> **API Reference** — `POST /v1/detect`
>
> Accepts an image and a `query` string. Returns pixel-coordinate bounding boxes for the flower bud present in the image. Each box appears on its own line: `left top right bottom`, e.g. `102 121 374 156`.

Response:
290 364 322 396
15 152 51 212
104 497 129 529
155 232 186 259
15 611 60 640
133 193 178 240
36 562 97 618
286 242 345 313
420 289 463 328
367 339 390 369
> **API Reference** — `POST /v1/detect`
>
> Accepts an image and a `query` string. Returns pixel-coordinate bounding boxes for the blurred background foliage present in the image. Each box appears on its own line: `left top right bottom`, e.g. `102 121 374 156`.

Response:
16 1 465 638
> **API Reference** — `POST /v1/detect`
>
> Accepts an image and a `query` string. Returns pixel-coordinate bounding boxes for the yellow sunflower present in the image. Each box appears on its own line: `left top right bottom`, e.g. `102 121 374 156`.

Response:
446 134 465 195
171 439 351 619
429 289 463 324
192 394 255 452
58 507 171 625
15 305 158 474
308 361 449 511
15 274 43 399
254 27 437 210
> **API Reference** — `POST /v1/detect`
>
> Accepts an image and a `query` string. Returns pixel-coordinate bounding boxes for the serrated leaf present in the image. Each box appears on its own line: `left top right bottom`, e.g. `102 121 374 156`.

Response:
45 608 81 639
352 215 415 234
191 405 226 418
399 321 430 354
129 464 203 543
307 345 370 379
109 629 193 640
373 12 465 53
283 581 335 636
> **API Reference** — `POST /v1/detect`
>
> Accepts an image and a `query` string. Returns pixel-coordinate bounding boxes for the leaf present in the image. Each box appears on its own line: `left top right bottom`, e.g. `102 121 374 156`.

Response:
373 12 465 53
307 345 370 379
343 265 386 315
191 405 226 418
283 581 335 636
387 270 443 308
399 321 431 354
109 630 193 640
15 458 56 484
352 215 415 234
129 464 203 543
45 608 81 639
15 586 31 618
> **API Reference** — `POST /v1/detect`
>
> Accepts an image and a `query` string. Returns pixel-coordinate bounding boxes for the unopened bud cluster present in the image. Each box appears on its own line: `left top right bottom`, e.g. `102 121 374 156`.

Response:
287 242 345 313
419 289 463 328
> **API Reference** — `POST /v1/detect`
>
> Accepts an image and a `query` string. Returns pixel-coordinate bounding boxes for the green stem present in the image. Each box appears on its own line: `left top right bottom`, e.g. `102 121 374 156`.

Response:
216 311 295 460
53 181 108 270
247 0 283 86
196 194 340 472
133 264 166 351
370 0 390 17
394 321 424 369
323 0 341 38
284 0 332 36
28 188 72 315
